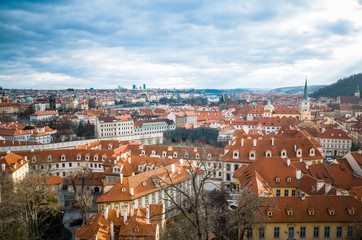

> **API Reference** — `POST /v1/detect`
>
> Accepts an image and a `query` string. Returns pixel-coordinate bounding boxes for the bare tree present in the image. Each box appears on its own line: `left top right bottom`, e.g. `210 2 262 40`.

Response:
67 166 94 224
0 172 62 240
157 147 223 240
158 147 266 240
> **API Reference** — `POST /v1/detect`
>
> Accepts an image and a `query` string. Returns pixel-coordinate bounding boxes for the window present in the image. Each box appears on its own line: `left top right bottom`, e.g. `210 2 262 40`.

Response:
226 174 231 181
274 227 280 238
275 177 280 183
324 226 330 238
300 227 306 238
291 190 296 196
314 227 319 238
284 189 289 196
138 198 142 208
281 150 287 157
259 228 265 238
226 164 231 171
246 228 252 239
347 226 353 238
276 189 281 196
288 227 294 240
336 226 342 238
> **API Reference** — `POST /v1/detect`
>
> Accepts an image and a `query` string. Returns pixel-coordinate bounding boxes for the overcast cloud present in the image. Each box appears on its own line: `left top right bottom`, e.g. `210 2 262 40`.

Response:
1 0 362 89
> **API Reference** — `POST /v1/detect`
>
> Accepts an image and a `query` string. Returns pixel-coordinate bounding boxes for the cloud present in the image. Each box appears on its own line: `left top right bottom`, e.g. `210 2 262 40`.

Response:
0 0 362 89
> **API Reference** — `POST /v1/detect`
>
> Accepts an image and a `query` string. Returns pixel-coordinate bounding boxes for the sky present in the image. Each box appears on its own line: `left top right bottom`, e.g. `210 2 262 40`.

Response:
1 0 362 90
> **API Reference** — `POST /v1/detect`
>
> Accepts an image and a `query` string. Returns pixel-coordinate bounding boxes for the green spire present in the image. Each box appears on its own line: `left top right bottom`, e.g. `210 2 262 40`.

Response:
303 77 308 101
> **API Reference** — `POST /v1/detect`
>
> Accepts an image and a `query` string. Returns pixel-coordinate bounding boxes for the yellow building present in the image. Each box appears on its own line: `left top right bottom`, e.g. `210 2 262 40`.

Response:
246 196 361 240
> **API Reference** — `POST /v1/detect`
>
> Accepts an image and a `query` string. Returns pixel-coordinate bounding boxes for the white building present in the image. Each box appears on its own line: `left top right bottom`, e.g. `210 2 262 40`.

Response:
30 110 59 123
95 115 134 138
134 119 175 135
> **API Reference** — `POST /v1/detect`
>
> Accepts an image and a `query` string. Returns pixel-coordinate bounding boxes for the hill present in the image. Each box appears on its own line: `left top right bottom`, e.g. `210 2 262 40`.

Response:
311 73 362 98
269 85 326 94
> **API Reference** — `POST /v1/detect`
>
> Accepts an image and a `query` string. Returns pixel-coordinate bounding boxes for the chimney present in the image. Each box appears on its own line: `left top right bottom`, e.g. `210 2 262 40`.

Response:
24 156 27 161
116 207 120 218
130 188 134 196
241 138 244 147
6 150 10 155
31 149 34 153
301 193 305 201
271 137 274 146
179 159 184 165
294 145 297 152
316 180 324 192
123 208 128 224
116 156 120 161
128 157 131 165
104 206 109 220
253 139 257 147
120 173 123 184
171 164 175 174
296 169 302 180
110 221 114 240
114 160 116 164
131 205 134 216
287 158 290 167
325 183 332 194
1 164 5 172
146 205 150 224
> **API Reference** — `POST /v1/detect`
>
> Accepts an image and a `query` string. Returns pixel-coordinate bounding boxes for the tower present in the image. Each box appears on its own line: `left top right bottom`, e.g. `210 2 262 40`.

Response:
355 84 360 98
49 93 56 110
300 77 311 120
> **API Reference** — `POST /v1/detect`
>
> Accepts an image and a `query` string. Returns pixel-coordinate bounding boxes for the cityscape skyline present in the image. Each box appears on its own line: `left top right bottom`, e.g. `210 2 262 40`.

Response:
1 0 362 89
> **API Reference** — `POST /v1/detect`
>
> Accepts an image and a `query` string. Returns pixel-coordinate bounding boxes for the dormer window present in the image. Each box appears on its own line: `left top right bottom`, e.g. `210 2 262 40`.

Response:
142 182 147 186
286 177 291 183
287 209 293 216
32 156 37 163
85 155 90 161
196 153 200 159
94 155 98 161
233 151 239 159
249 151 256 160
151 150 156 156
60 154 66 161
77 154 82 160
184 152 189 159
162 151 167 158
296 149 302 157
122 187 126 192
47 155 53 162
102 155 107 161
309 148 315 156
281 150 287 158
327 208 335 216
207 153 212 160
346 207 355 215
275 177 280 183
108 144 113 149
135 228 140 232
265 150 272 158
267 210 273 217
141 150 145 156
308 208 315 216
173 151 178 158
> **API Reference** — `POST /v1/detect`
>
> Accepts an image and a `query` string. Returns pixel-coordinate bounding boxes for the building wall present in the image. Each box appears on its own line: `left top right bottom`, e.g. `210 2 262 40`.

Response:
249 222 355 240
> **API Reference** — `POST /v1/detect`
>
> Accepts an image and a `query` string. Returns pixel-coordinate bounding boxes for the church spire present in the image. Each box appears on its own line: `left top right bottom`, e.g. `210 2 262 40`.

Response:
303 77 308 101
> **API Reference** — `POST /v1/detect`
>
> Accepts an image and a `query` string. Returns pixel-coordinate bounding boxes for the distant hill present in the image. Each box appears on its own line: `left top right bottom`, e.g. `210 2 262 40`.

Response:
269 85 326 94
311 73 362 98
